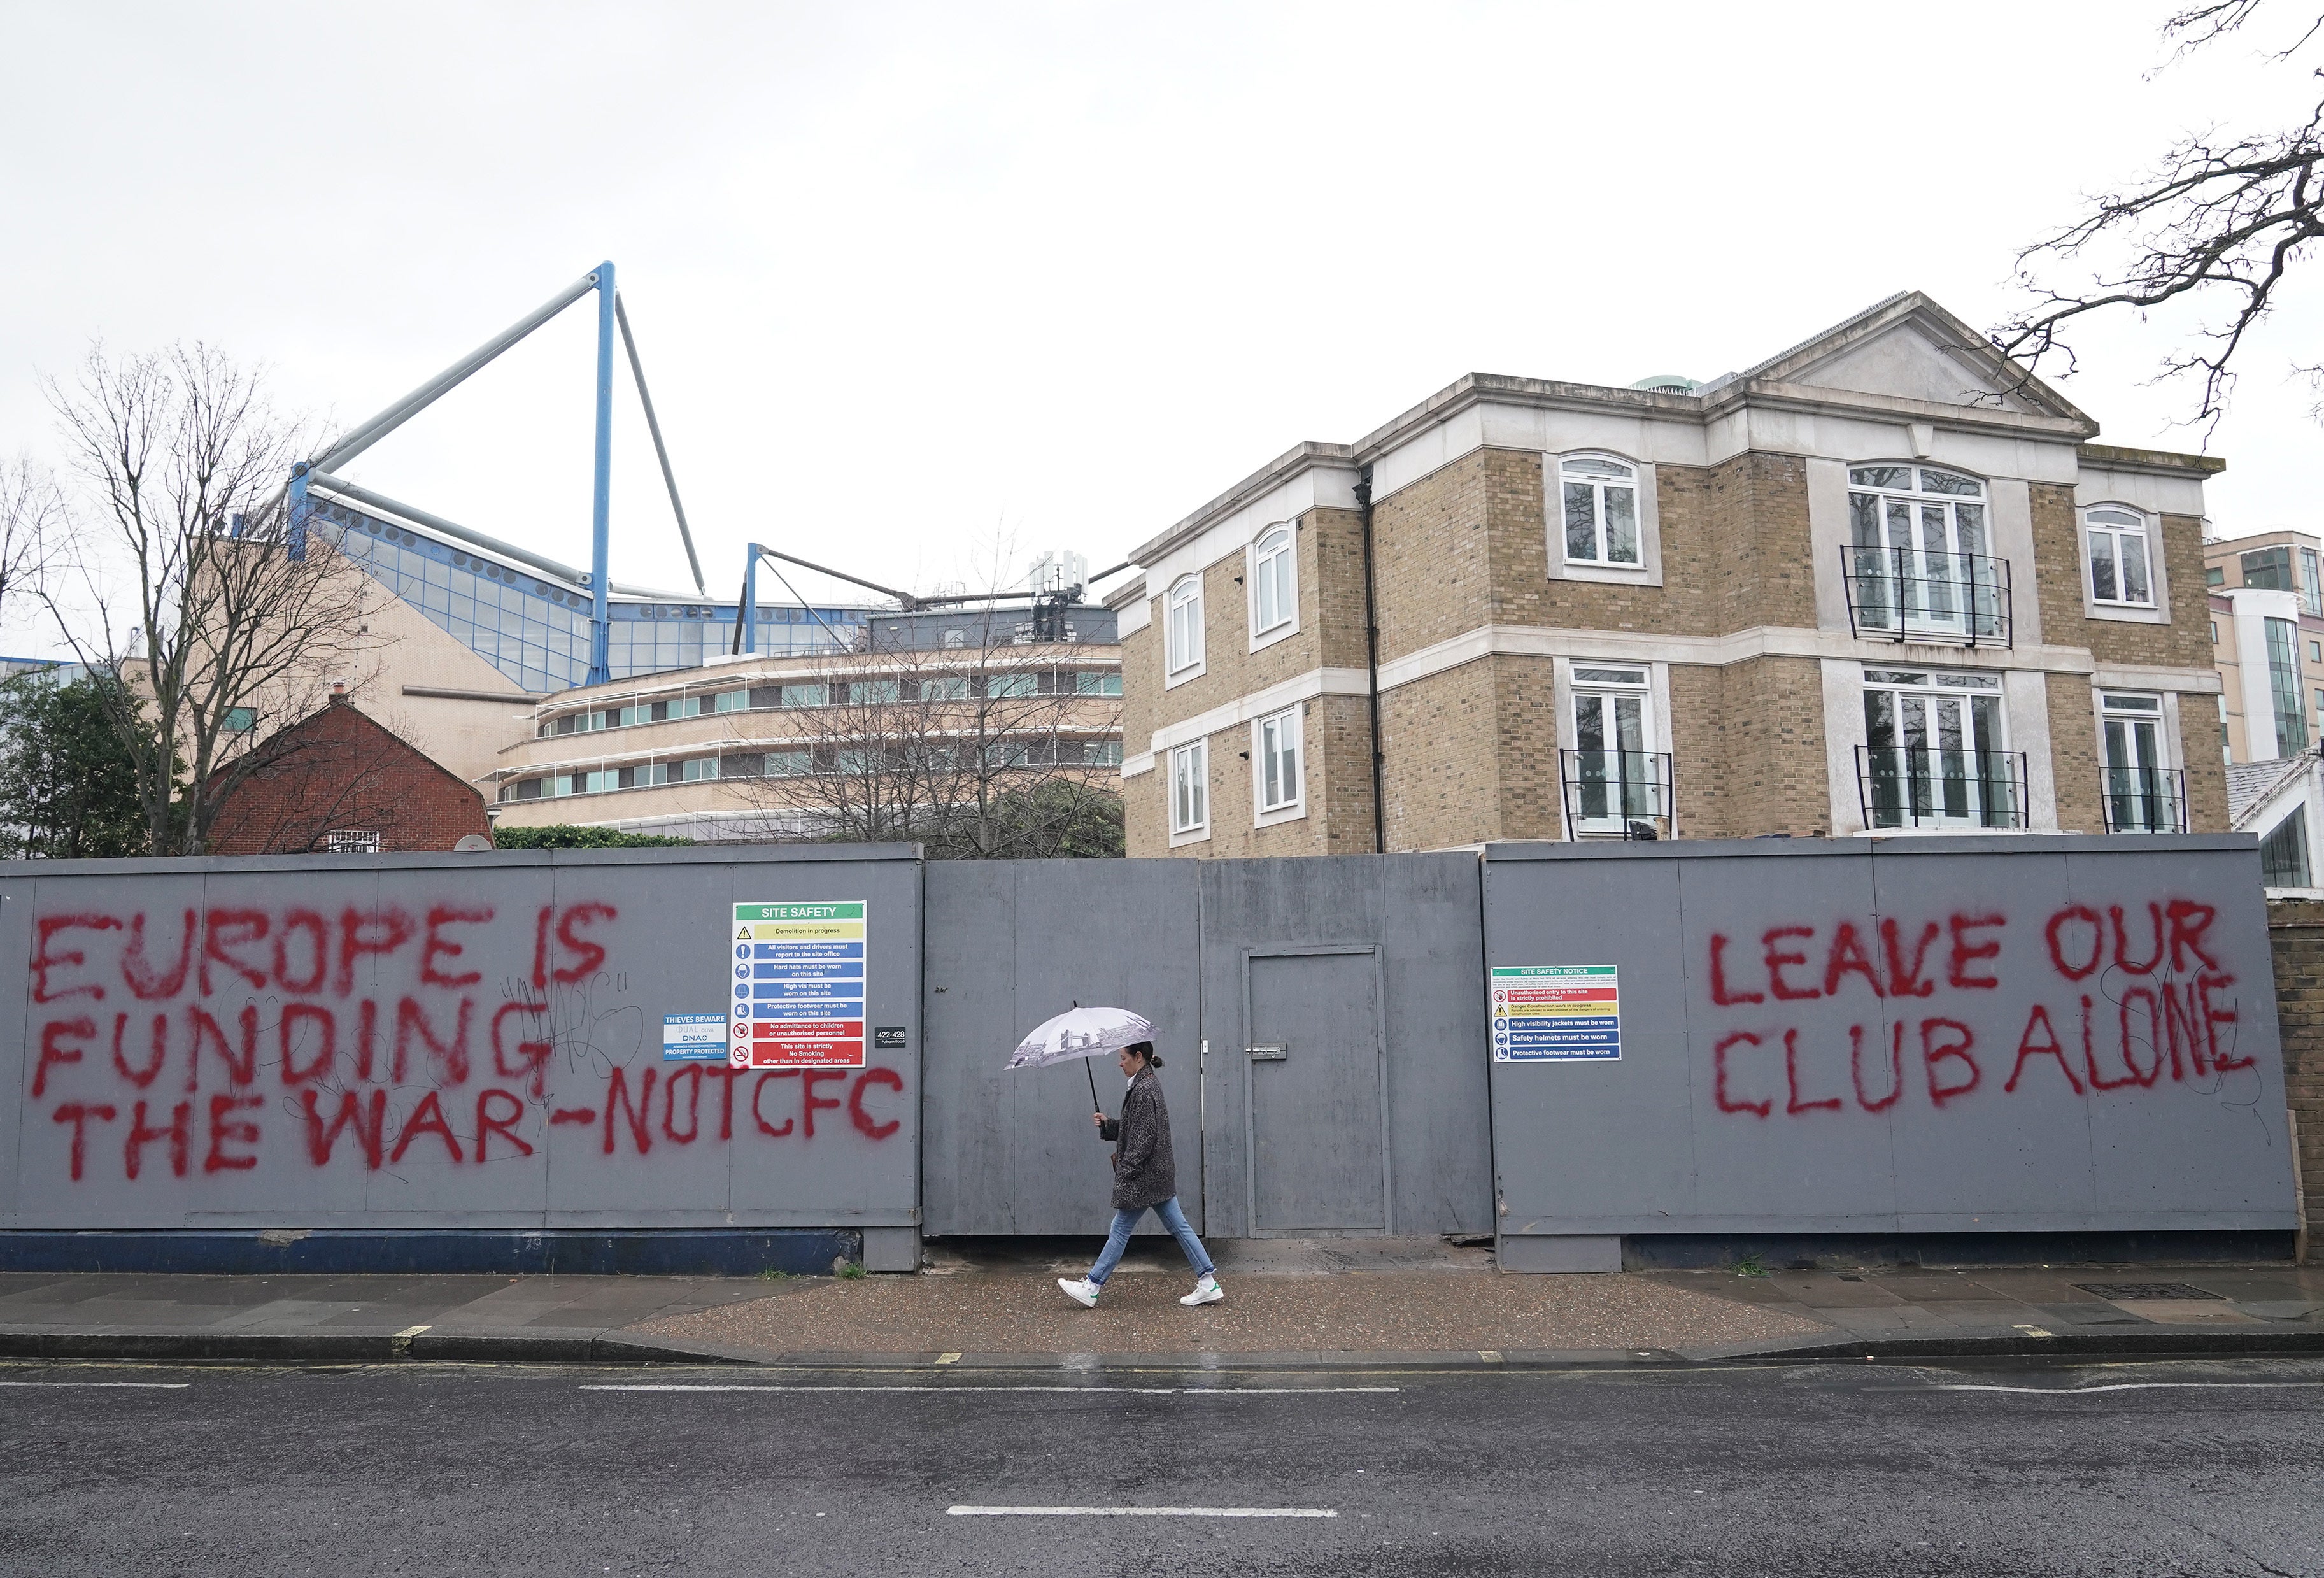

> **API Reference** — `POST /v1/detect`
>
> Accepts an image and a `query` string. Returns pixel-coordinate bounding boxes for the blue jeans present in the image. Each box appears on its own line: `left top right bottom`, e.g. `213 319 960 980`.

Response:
1088 1197 1214 1287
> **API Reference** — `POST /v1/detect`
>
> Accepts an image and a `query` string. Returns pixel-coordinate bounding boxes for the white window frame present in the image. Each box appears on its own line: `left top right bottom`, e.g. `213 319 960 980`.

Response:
1859 667 2018 832
1562 665 1660 839
2077 501 2171 625
1248 525 1298 650
1165 576 1206 687
1168 739 1210 844
2095 690 2182 834
1545 451 1662 586
1844 464 2003 644
2084 505 2157 610
1252 704 1305 825
1557 454 1643 568
325 828 382 854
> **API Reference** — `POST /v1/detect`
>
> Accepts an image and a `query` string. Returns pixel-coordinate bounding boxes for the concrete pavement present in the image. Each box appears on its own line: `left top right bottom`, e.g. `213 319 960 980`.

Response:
2 1240 2321 1368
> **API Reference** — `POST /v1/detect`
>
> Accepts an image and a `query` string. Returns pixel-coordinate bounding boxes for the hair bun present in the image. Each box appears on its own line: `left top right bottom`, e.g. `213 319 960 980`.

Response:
1147 1053 1164 1068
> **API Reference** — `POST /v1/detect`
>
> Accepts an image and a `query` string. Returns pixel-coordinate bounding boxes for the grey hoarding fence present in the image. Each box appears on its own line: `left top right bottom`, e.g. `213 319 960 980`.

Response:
1 835 2300 1275
1481 835 2298 1271
918 854 1493 1240
1 846 923 1273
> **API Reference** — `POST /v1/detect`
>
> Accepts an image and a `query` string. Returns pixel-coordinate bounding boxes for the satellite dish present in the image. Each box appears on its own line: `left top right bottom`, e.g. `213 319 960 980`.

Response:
453 834 494 852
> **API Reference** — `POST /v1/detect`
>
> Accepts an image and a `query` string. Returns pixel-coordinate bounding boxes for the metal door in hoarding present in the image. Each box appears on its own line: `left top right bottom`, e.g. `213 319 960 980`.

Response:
1240 946 1391 1235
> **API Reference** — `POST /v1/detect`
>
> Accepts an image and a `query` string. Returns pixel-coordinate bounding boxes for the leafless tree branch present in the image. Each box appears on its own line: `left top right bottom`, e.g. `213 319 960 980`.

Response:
0 455 62 628
1994 3 2324 433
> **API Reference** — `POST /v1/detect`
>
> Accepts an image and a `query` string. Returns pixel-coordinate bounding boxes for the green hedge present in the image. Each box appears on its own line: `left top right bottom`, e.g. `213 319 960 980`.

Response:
492 825 693 849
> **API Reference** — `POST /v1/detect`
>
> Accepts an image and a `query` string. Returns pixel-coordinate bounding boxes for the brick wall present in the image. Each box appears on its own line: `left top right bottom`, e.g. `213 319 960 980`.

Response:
2183 704 2231 832
1124 760 1165 856
2029 487 2214 671
1491 655 1562 841
2026 487 2223 832
1668 663 1728 837
1708 453 1818 635
2266 899 2324 1260
1380 660 1500 849
1312 692 1378 854
1717 657 1832 837
206 698 490 855
1373 454 1494 662
2047 672 2106 834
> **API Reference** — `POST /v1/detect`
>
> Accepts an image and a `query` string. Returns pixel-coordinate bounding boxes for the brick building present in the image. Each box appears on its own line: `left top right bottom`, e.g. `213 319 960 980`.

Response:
1112 292 2229 855
205 692 490 855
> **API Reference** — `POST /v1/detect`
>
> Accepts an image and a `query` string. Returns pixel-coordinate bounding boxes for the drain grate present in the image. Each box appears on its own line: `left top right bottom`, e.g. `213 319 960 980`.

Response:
2076 1281 2225 1301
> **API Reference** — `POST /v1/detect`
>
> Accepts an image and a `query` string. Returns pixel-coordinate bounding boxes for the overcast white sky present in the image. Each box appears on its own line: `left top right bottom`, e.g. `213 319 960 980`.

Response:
4 1 2321 653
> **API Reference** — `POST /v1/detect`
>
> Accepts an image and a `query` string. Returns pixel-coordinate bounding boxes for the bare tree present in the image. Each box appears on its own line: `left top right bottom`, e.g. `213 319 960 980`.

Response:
41 343 384 855
1994 2 2324 430
721 612 1125 857
0 455 62 630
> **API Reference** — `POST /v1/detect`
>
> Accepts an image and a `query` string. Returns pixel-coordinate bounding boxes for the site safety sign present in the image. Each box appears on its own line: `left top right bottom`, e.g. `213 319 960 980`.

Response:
1491 964 1620 1062
730 900 867 1069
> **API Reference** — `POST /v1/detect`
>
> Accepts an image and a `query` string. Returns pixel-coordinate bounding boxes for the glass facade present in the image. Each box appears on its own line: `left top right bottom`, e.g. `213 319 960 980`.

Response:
2265 616 2308 756
311 499 861 692
2262 809 2311 888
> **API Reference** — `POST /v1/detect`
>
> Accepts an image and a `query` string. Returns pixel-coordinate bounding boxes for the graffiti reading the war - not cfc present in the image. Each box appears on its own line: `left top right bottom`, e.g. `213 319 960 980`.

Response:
1700 900 2247 1120
27 900 909 1185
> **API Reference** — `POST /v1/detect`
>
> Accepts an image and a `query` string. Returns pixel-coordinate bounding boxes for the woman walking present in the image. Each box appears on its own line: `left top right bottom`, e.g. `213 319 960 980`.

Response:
1056 1041 1222 1308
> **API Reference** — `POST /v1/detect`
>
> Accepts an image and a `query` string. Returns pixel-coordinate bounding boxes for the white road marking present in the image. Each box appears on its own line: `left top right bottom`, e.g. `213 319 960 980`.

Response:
947 1505 1337 1518
581 1383 1398 1395
0 1380 191 1389
1922 1381 2324 1395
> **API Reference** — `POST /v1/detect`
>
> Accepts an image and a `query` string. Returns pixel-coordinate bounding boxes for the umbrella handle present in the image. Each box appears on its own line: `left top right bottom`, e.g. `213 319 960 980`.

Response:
1085 1056 1101 1116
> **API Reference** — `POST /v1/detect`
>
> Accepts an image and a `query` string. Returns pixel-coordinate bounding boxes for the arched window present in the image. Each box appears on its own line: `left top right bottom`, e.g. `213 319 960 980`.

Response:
1561 455 1640 565
1166 576 1204 675
1252 527 1295 636
2084 505 2153 607
1845 464 1999 639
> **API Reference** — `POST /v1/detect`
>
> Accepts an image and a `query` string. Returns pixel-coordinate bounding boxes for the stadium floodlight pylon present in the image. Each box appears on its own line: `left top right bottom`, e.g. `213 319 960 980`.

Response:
286 262 707 685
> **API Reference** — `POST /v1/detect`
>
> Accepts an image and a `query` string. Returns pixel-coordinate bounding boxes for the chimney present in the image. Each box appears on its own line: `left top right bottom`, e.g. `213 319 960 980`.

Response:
329 680 348 704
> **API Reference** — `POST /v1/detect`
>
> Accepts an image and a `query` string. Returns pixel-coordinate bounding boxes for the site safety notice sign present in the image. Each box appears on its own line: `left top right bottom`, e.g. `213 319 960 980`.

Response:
730 901 867 1069
1491 964 1619 1062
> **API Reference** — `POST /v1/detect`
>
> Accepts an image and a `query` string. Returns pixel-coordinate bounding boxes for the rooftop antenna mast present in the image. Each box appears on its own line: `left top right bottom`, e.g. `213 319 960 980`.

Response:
287 261 709 685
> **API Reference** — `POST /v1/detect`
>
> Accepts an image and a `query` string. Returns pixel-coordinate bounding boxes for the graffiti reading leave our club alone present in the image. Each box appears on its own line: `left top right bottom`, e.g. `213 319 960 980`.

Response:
25 900 907 1185
1700 899 2248 1119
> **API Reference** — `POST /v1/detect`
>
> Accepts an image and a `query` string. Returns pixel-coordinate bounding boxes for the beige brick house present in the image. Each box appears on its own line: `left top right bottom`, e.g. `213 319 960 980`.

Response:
1114 293 2228 856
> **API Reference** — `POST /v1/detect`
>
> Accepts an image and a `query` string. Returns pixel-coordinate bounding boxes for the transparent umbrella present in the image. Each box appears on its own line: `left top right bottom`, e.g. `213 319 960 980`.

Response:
1007 1004 1154 1112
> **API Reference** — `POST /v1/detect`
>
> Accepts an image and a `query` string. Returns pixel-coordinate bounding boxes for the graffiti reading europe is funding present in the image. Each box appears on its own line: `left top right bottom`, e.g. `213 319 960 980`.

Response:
27 900 907 1184
1701 899 2248 1120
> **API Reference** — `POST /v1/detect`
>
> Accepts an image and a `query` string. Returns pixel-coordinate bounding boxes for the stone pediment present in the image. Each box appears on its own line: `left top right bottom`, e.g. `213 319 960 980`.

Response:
1732 292 2090 427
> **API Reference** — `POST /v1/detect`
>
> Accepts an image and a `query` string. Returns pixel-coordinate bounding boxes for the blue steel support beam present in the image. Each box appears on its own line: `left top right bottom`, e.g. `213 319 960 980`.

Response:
287 462 310 560
588 262 616 685
742 544 761 654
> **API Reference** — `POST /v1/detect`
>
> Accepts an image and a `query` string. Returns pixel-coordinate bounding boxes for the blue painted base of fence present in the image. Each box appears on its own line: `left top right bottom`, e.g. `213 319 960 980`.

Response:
0 1228 862 1277
1621 1230 2297 1271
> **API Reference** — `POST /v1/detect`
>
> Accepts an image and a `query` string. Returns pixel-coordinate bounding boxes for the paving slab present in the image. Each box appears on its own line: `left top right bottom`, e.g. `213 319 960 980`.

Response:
2 1251 2321 1368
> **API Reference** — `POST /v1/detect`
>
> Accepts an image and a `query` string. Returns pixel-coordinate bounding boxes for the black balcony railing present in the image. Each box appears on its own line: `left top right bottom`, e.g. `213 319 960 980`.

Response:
1841 545 2013 647
1560 749 1675 840
1857 745 2029 830
2100 766 2188 834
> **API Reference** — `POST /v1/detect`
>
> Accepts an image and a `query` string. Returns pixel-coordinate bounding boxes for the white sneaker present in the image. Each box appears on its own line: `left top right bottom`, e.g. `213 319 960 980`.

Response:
1057 1277 1100 1308
1179 1274 1224 1306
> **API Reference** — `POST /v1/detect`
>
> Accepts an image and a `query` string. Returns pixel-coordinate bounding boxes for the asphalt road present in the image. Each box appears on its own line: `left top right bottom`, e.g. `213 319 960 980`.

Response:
1 1358 2321 1575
